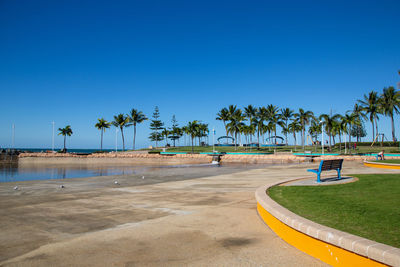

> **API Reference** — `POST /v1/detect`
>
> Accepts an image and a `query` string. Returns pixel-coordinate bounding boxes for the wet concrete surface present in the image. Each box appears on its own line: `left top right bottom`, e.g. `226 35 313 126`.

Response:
0 161 397 266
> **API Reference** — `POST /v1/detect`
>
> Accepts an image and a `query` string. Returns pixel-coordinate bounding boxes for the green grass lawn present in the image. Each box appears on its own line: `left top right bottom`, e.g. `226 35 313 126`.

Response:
374 159 400 164
268 174 400 248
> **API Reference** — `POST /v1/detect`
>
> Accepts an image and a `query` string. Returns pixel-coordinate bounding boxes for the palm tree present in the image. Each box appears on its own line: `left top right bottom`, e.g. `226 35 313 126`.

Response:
319 113 341 150
349 103 367 142
266 104 280 145
181 126 189 146
341 113 359 153
58 125 73 152
197 123 209 146
358 91 380 141
216 107 230 136
280 108 294 145
227 105 238 118
244 105 258 143
95 118 111 151
227 109 246 150
169 127 182 147
263 122 274 149
288 119 301 151
257 106 269 147
128 109 148 150
112 113 130 151
379 86 400 142
279 121 290 145
294 109 314 149
331 119 342 149
308 119 321 146
186 120 200 153
161 128 170 146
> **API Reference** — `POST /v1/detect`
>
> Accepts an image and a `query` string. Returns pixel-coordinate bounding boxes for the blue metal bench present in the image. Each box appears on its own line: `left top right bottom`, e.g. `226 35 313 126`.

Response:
307 159 343 183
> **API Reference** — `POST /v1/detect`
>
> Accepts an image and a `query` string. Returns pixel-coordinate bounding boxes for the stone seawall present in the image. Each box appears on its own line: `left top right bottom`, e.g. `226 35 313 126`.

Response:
18 153 211 165
18 152 384 165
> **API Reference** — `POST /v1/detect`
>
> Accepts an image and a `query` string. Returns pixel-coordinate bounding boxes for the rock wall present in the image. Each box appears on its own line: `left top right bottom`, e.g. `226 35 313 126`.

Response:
18 152 384 165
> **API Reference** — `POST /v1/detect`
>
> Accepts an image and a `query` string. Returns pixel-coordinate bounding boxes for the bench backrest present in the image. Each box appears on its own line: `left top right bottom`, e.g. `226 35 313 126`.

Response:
319 159 343 171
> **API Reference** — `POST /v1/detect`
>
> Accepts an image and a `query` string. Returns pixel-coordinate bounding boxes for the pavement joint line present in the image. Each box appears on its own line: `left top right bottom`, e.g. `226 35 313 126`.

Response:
382 247 397 257
366 243 381 257
351 238 365 250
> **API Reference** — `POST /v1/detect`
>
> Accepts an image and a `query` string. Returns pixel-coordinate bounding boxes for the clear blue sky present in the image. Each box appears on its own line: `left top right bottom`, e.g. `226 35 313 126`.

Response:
1 0 399 149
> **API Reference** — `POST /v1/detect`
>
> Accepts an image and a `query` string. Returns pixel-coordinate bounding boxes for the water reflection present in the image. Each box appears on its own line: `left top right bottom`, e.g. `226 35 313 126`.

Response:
0 162 278 183
0 164 142 183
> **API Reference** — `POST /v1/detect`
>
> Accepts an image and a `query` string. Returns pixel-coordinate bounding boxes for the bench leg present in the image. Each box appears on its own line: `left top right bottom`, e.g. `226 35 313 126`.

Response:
317 173 321 183
337 169 341 180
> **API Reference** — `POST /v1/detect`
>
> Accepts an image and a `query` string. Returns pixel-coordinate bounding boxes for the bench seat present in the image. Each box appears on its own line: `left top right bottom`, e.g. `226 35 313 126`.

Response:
307 159 343 183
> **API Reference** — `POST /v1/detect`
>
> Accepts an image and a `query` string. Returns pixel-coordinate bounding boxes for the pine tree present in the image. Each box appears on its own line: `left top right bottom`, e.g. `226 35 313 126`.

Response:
149 106 164 147
169 115 181 147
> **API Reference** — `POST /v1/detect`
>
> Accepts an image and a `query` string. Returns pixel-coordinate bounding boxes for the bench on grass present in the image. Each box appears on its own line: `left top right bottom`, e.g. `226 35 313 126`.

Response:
307 159 343 183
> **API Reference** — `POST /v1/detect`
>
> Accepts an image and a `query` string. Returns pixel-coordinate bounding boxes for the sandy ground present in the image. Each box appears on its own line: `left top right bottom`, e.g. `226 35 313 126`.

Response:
0 161 398 266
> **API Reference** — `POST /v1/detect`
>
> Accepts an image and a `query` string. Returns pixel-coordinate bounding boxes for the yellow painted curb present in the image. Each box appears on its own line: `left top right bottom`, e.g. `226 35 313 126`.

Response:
364 161 400 169
257 203 386 267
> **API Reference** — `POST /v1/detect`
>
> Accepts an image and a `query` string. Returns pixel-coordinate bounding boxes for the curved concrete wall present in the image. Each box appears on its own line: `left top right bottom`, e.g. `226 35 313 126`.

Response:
255 179 400 266
364 161 400 170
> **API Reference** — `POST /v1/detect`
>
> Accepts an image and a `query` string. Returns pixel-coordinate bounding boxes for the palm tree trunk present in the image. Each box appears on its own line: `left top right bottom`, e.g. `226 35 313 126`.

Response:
328 132 332 150
391 114 396 143
371 120 375 142
223 121 227 136
293 132 297 151
234 132 237 151
302 125 305 149
349 127 352 153
121 127 125 151
64 136 66 151
191 136 194 153
101 129 103 151
133 124 137 150
285 120 288 145
375 117 378 138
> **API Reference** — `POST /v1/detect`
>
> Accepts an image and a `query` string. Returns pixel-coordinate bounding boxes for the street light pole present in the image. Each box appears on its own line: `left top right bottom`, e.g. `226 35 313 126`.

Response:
52 121 55 151
212 128 215 153
11 124 15 149
320 121 324 155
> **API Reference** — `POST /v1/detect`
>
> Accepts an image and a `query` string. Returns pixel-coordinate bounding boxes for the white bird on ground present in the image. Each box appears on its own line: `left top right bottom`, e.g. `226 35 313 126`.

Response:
142 176 145 179
13 186 18 190
114 181 120 185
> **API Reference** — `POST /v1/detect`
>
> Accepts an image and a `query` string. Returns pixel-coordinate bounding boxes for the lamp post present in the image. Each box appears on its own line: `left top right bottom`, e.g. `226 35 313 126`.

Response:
52 121 55 151
320 121 324 155
212 128 215 153
11 124 15 149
